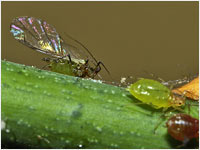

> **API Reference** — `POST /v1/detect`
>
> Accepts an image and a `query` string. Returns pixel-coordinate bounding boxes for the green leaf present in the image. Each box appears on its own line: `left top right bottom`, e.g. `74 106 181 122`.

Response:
1 60 199 148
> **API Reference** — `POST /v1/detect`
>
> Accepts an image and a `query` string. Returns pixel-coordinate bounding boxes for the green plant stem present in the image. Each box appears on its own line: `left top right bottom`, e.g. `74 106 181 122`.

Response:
1 60 199 148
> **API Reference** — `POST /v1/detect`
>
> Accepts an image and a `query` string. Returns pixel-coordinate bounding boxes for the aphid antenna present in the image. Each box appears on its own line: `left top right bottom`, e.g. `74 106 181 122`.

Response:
64 32 112 77
143 70 165 83
177 64 198 82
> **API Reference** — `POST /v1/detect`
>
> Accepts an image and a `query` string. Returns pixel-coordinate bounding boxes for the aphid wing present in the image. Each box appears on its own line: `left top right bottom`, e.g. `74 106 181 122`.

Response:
10 17 41 49
10 16 66 57
41 20 66 56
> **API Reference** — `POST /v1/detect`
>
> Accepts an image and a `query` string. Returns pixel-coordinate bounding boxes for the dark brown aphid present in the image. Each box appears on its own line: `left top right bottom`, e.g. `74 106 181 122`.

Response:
166 114 199 145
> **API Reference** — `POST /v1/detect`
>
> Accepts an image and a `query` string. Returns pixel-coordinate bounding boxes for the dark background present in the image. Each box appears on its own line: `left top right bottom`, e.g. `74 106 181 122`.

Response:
2 1 199 82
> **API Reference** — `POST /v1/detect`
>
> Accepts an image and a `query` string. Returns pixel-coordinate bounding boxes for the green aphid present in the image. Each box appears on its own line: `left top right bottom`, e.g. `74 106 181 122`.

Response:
127 79 185 109
43 57 101 78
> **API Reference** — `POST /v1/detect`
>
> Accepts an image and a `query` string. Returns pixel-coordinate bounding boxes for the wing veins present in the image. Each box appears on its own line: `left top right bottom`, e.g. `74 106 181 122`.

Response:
17 18 39 42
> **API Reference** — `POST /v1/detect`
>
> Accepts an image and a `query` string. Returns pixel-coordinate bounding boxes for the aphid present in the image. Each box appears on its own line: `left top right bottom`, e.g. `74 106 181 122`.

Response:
10 16 109 78
127 79 185 109
166 113 199 145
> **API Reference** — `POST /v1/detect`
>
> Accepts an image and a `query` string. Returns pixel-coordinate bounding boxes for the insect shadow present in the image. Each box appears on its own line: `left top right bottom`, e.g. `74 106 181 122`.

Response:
126 94 162 114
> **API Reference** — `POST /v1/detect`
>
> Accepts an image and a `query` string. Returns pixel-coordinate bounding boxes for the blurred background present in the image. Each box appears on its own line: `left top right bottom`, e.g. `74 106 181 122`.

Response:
2 1 199 83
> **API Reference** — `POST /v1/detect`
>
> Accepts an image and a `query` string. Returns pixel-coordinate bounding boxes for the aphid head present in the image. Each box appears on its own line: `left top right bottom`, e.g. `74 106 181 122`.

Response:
171 93 185 107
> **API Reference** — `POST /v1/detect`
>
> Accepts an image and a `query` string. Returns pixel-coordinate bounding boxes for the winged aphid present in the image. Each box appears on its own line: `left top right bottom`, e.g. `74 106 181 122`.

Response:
10 16 109 78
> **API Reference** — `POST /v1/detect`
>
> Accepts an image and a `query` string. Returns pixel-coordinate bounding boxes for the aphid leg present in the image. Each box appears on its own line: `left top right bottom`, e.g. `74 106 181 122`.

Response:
41 58 52 69
153 118 165 134
188 104 192 115
85 59 89 65
83 59 91 77
42 57 51 62
97 61 110 75
95 61 102 73
91 61 112 79
88 61 102 79
153 108 175 134
153 110 167 134
173 107 184 113
53 55 69 63
42 56 62 64
42 63 51 70
67 54 72 63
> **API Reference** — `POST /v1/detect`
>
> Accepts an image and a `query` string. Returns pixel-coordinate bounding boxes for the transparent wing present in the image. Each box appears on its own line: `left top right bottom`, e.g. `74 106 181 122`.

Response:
10 16 66 57
10 16 97 67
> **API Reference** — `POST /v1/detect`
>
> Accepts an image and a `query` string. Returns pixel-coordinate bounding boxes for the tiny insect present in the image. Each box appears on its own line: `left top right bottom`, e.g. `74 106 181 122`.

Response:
127 79 185 109
10 16 109 78
166 113 199 145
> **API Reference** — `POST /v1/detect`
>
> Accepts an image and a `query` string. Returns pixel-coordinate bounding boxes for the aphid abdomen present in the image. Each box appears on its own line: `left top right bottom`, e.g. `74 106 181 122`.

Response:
166 114 199 142
128 79 171 108
49 60 75 76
